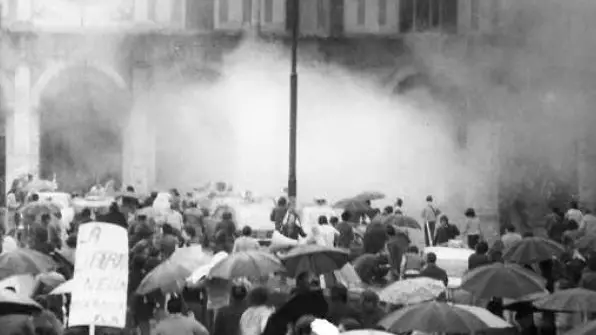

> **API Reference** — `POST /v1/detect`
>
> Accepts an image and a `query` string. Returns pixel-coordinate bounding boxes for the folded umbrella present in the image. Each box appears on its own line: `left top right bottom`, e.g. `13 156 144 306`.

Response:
0 249 56 281
460 262 547 299
503 236 565 264
378 301 511 334
279 244 349 277
209 250 285 280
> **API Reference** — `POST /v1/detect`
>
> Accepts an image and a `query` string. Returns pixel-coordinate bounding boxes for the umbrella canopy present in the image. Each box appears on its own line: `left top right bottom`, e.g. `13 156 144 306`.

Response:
379 277 446 305
0 288 42 316
136 246 212 295
19 201 61 216
209 250 285 280
279 244 350 277
333 198 369 212
378 301 511 334
354 192 385 201
342 331 394 335
0 249 56 281
49 279 73 295
384 214 421 230
566 320 596 335
0 274 36 297
576 234 596 252
503 236 565 264
460 262 547 299
533 288 596 313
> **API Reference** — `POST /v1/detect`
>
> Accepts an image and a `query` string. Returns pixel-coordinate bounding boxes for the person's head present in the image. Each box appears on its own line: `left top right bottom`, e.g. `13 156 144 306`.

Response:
505 225 516 233
386 225 396 237
365 199 371 206
330 285 348 303
30 193 39 202
277 197 287 207
383 206 393 215
247 286 269 306
183 225 196 239
476 241 489 255
426 252 437 264
439 215 449 226
426 195 433 203
294 315 316 335
296 272 319 290
231 284 248 303
318 216 328 225
465 208 476 218
242 225 252 237
81 208 91 218
408 245 419 254
170 188 180 197
40 213 51 224
341 211 351 222
396 197 403 207
570 200 579 210
126 185 135 192
166 296 184 314
109 202 119 213
567 220 579 231
162 223 175 236
222 211 233 221
361 290 380 311
329 216 339 226
66 234 77 249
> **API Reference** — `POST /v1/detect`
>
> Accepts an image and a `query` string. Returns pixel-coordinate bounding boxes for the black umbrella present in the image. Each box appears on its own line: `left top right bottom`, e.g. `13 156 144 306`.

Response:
0 289 42 316
262 290 328 335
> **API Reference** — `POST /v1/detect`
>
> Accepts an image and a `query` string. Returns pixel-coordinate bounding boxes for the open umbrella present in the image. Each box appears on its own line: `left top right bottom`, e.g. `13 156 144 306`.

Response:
566 320 596 335
49 279 74 295
460 262 546 299
333 198 369 212
378 301 511 334
19 201 61 217
379 277 446 305
0 274 36 297
342 331 394 335
136 246 212 295
279 244 349 277
503 236 565 264
0 249 56 281
533 288 596 313
354 192 385 201
0 288 42 315
209 250 284 280
384 214 421 230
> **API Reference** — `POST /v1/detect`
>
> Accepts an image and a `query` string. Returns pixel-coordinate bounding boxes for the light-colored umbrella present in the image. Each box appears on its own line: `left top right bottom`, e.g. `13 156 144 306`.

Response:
187 251 228 286
209 250 284 280
534 288 596 312
379 277 446 305
0 249 56 281
49 279 74 295
0 274 36 297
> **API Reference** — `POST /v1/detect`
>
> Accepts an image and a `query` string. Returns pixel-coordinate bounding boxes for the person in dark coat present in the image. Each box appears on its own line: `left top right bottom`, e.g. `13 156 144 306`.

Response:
326 285 361 325
468 241 491 271
433 215 460 245
213 284 247 335
97 202 127 229
336 211 354 249
419 252 448 286
386 225 410 279
363 220 388 254
270 197 289 231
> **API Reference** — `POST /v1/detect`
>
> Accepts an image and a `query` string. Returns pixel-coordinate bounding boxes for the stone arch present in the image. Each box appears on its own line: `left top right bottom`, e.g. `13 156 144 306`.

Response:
31 60 129 109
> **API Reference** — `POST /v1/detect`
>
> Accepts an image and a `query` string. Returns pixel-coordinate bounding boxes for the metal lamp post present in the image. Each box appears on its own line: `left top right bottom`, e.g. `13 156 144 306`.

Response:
288 0 299 202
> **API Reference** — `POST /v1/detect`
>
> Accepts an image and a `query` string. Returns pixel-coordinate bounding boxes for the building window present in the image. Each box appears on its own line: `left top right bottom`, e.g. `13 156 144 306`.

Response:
264 0 274 23
148 0 157 21
471 0 479 30
378 0 387 26
400 0 458 33
317 0 327 30
219 0 229 23
357 0 365 26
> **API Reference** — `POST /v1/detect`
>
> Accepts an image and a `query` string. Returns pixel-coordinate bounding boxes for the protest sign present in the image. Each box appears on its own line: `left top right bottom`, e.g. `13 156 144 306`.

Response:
69 222 129 329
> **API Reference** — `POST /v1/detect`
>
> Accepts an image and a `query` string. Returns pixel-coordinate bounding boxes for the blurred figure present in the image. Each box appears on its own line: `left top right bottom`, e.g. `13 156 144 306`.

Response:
565 200 583 227
545 207 565 243
394 197 404 214
421 196 440 247
462 208 482 250
501 225 522 250
359 290 384 329
216 212 237 252
317 216 339 247
233 226 260 253
386 225 410 279
419 252 448 286
434 215 460 245
240 287 275 335
326 285 361 326
401 246 424 279
336 212 354 249
468 241 491 271
581 208 596 235
154 297 208 335
97 202 127 230
363 219 387 254
164 202 183 232
270 197 289 231
213 285 248 335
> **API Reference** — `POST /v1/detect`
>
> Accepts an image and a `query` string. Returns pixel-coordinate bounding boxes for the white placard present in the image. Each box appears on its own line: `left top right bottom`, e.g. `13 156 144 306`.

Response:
69 222 129 328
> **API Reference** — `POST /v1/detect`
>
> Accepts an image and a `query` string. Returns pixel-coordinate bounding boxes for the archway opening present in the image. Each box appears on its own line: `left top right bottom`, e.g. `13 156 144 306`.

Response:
38 65 130 192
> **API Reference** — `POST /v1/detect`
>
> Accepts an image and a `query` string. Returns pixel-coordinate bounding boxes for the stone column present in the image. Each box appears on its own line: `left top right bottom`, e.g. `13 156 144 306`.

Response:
123 66 155 193
6 64 35 187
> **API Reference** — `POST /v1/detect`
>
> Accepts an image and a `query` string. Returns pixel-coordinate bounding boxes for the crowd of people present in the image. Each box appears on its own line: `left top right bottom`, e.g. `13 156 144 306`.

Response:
3 178 596 335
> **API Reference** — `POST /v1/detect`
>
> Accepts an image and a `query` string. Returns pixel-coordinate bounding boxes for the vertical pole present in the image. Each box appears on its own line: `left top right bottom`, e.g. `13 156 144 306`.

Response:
288 0 299 202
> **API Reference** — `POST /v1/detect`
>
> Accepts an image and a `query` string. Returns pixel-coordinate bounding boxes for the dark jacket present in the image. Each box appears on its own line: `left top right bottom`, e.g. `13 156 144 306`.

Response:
419 263 449 286
213 302 247 335
387 233 410 274
434 224 460 245
468 253 491 271
363 222 388 254
326 302 361 325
